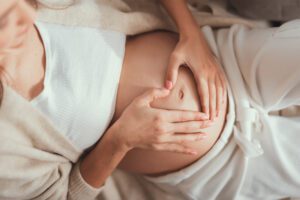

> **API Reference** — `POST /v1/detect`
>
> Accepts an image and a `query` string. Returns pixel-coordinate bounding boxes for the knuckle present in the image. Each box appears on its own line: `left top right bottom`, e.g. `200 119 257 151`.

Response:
155 136 164 143
154 113 164 122
151 144 160 150
133 97 143 105
171 52 180 60
200 77 207 84
181 125 189 132
178 114 185 121
211 102 216 109
198 123 204 128
150 89 157 95
212 67 218 73
204 100 209 106
154 122 165 134
218 100 222 106
179 139 187 145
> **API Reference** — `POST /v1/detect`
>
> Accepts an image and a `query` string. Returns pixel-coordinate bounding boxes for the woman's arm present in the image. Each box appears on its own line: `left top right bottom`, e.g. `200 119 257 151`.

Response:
159 0 199 35
67 125 128 200
78 88 209 189
159 0 227 121
79 124 128 188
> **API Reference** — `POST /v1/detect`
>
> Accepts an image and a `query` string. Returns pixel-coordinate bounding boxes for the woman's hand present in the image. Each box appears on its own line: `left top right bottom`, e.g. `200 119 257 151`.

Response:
159 0 227 121
111 88 211 155
165 30 227 121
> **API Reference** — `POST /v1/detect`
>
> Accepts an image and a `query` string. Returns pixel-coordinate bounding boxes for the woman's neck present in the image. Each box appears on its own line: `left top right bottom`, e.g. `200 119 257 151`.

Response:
0 24 46 99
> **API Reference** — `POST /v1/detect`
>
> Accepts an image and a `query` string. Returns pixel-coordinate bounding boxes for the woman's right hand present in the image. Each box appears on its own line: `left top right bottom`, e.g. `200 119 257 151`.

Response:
111 88 211 155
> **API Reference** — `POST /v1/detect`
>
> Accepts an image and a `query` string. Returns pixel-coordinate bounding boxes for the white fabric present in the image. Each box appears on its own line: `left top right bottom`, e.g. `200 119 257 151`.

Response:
30 21 126 151
224 19 300 199
100 20 300 200
36 0 268 36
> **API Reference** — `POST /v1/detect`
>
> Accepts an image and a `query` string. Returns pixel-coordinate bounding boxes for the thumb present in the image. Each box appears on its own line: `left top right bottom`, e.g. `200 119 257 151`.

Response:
138 88 170 106
165 55 181 90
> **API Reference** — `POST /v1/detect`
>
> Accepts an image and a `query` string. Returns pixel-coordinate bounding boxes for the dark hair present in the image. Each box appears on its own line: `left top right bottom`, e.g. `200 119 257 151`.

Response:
0 79 3 107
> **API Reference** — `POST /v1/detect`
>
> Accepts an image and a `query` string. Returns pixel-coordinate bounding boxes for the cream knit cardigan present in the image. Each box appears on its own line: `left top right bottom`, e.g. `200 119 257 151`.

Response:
0 86 102 200
36 0 268 35
0 1 267 199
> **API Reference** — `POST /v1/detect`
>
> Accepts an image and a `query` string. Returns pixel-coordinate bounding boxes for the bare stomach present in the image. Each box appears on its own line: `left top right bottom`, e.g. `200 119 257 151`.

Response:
112 31 228 176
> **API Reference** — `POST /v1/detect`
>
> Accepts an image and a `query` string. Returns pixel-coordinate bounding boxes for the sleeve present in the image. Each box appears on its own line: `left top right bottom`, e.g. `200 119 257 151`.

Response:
223 20 300 198
0 146 104 200
230 20 300 112
0 86 105 200
68 160 105 200
229 0 300 21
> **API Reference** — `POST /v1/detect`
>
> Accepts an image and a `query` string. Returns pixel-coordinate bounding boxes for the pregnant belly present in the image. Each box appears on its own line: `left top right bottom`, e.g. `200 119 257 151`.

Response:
112 31 228 176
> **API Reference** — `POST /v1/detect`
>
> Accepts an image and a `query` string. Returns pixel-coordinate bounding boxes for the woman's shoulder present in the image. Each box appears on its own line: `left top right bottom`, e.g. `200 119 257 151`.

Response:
35 20 125 42
35 20 126 61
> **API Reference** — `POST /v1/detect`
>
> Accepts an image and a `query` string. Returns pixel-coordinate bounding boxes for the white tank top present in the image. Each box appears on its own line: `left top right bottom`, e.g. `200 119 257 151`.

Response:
31 21 126 151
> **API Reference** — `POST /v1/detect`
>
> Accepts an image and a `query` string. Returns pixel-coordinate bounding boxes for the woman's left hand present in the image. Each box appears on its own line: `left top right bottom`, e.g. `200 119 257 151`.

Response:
165 30 227 121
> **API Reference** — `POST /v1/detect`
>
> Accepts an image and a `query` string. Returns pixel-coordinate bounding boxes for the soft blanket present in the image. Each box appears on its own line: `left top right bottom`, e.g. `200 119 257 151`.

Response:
230 0 300 21
0 85 105 200
36 0 268 35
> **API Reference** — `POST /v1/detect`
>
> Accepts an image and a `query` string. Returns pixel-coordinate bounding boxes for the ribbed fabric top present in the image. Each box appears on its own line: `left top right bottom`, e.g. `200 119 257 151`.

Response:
31 21 126 151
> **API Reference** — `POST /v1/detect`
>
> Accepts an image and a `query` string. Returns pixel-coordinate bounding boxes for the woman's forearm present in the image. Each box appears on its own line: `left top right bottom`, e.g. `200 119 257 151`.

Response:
79 123 129 188
159 0 199 36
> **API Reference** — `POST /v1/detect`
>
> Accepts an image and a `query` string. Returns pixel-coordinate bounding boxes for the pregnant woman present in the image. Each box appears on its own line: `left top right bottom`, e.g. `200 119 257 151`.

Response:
113 23 300 200
1 0 300 200
0 0 225 199
112 32 228 176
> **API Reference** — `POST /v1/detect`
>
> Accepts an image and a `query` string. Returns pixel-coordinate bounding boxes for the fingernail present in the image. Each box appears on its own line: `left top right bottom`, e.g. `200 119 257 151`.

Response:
190 150 198 155
197 134 207 140
206 120 211 125
214 116 218 121
162 88 170 93
203 113 209 119
165 80 173 90
207 120 214 126
198 113 208 119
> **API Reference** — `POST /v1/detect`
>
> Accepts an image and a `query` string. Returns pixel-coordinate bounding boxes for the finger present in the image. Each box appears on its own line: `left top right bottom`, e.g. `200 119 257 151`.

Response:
165 54 182 89
152 143 198 155
167 120 213 133
223 86 227 106
209 78 217 121
137 88 170 106
158 132 207 143
171 132 208 142
158 109 208 122
197 78 210 117
216 75 223 117
221 74 228 105
218 67 227 104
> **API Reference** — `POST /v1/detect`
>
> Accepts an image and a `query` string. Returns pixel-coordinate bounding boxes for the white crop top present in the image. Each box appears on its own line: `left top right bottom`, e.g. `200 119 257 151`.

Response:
30 21 126 151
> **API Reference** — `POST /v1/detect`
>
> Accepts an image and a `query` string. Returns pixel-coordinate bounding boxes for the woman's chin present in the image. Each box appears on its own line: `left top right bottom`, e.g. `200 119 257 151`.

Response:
8 35 27 51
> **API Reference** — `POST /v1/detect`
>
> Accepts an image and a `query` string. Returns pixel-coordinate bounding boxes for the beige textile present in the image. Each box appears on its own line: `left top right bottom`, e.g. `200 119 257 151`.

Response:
36 0 268 36
0 0 269 199
0 85 105 200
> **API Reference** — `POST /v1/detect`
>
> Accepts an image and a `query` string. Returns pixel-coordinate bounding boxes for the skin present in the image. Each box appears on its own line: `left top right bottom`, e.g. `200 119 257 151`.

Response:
159 0 227 121
0 0 34 50
0 0 45 101
0 0 217 189
113 31 228 175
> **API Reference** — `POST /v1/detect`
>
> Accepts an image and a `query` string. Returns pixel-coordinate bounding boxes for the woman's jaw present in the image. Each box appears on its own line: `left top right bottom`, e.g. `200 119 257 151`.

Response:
0 0 36 56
